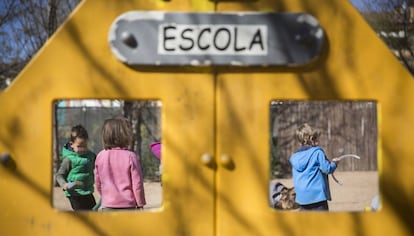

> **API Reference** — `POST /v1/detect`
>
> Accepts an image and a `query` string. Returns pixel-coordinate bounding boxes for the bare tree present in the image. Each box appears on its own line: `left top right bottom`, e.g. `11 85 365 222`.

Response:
123 101 162 180
123 101 162 155
0 0 81 89
357 0 414 75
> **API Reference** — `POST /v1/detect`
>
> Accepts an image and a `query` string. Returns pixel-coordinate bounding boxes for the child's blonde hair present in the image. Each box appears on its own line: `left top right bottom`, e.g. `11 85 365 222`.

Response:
295 123 320 146
102 117 133 149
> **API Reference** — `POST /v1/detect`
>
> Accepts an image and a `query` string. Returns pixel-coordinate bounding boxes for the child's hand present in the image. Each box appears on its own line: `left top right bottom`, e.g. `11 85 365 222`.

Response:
332 157 340 163
63 181 84 190
63 182 76 190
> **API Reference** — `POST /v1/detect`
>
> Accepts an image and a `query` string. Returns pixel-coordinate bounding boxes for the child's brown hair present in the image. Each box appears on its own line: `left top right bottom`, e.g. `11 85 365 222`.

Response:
295 123 320 146
102 118 133 149
70 125 89 142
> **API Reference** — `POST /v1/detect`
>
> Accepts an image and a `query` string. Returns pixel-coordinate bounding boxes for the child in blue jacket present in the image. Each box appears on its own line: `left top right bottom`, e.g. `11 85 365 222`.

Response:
289 123 340 211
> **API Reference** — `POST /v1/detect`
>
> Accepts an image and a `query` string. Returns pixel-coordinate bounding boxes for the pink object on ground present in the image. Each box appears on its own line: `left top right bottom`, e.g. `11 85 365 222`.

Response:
149 142 161 160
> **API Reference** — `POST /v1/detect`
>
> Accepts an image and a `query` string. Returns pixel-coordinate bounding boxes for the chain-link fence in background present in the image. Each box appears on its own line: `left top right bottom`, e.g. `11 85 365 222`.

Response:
53 103 161 183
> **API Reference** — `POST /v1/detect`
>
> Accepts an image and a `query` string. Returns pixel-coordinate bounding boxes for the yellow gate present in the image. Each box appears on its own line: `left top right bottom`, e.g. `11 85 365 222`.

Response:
1 0 414 235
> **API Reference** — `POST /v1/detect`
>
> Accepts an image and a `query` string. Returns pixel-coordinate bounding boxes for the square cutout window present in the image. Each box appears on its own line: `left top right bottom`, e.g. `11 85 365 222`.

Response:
269 100 380 212
52 99 162 211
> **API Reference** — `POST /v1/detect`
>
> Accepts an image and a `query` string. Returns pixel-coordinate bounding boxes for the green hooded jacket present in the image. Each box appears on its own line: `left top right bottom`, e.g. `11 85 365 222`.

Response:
62 146 96 197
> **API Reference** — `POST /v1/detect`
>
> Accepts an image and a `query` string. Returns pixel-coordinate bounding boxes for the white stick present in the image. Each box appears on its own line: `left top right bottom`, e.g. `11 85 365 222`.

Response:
332 154 361 185
332 173 343 185
336 154 361 160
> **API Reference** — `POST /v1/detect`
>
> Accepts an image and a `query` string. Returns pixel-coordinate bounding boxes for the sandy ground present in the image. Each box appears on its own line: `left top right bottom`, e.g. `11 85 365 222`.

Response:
53 171 378 212
275 171 379 211
53 182 163 211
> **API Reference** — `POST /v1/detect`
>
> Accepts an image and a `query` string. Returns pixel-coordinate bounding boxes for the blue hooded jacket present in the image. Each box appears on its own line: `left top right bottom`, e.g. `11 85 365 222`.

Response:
290 146 337 205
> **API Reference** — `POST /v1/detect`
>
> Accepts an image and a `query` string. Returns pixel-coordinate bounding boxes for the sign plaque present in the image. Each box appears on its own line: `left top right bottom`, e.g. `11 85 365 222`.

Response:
109 11 325 67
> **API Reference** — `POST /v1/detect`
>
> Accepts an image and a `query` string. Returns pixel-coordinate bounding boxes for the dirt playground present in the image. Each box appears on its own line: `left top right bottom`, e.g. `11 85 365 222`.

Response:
275 171 379 211
53 171 378 212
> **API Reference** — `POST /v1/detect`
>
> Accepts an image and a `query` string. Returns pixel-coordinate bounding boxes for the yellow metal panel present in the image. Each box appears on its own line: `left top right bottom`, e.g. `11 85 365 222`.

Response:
1 0 414 235
216 0 414 236
0 0 215 235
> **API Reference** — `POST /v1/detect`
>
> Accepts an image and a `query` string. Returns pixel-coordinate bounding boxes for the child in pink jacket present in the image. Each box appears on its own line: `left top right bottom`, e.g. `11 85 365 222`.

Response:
94 118 146 210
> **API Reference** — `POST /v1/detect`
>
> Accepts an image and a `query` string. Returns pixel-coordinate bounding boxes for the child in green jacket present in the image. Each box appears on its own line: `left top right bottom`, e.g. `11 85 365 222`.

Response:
56 125 96 210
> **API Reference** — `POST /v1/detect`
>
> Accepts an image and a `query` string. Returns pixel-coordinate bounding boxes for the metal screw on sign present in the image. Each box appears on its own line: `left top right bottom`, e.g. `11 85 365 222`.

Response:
121 31 138 49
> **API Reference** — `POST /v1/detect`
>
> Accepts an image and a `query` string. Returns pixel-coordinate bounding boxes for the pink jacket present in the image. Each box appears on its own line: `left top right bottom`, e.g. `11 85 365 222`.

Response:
94 148 146 208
